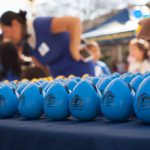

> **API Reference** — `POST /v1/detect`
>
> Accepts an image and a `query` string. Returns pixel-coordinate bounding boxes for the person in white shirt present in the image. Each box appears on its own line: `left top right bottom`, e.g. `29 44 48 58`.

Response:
128 38 150 74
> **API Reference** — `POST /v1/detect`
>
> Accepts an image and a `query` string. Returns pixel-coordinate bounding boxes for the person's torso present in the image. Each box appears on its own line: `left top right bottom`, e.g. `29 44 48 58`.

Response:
26 17 95 77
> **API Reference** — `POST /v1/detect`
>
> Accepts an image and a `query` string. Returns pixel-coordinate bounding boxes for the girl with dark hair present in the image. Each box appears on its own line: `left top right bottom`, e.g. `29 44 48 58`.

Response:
0 10 95 77
0 42 21 81
128 38 150 74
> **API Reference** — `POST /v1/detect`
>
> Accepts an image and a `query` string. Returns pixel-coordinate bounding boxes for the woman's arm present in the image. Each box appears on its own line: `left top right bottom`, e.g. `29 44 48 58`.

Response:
51 16 82 61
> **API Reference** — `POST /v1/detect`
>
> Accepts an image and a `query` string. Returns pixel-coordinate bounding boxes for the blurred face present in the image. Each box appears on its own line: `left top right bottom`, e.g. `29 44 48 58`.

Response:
87 41 101 62
129 44 144 61
0 20 22 45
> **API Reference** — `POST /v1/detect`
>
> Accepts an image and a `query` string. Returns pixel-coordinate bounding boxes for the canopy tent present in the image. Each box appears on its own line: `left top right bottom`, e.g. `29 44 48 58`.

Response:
83 8 138 44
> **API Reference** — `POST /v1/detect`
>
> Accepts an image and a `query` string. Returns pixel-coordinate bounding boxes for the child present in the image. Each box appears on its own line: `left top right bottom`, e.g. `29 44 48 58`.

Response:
128 38 150 74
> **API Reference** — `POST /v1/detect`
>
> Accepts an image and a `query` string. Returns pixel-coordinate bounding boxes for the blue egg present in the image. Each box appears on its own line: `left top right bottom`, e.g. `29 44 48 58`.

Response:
65 79 77 92
9 82 17 90
91 77 100 86
69 80 101 121
0 84 18 118
43 81 56 95
130 75 144 93
97 77 112 96
143 72 150 78
122 75 133 84
54 79 64 83
120 72 131 79
112 72 121 77
96 77 106 88
16 82 29 95
34 81 41 86
44 82 70 120
101 78 133 122
135 72 141 76
73 77 81 83
38 80 44 84
134 76 150 123
40 81 49 90
18 83 44 119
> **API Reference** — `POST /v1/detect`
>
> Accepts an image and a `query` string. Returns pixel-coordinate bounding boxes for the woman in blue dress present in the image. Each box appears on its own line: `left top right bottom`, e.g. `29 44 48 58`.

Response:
0 11 95 78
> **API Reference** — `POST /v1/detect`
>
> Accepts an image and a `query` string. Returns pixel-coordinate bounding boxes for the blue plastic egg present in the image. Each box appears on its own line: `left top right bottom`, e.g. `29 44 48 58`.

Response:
143 72 150 78
44 82 70 120
0 84 18 118
134 76 150 123
16 82 29 95
91 77 100 86
101 78 133 122
18 83 44 119
43 81 56 95
40 81 49 90
65 79 77 92
130 75 144 93
122 75 133 84
69 80 101 121
97 77 112 96
73 77 81 83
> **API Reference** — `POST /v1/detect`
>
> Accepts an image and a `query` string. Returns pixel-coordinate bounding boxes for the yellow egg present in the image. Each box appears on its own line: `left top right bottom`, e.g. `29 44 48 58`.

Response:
47 76 53 81
38 78 44 81
13 80 19 84
21 78 28 82
82 74 89 79
68 75 75 79
4 80 9 83
136 24 142 36
31 78 38 83
56 75 65 79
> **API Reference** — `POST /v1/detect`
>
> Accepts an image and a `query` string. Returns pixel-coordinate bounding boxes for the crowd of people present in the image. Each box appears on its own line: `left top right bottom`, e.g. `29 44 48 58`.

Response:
0 10 150 81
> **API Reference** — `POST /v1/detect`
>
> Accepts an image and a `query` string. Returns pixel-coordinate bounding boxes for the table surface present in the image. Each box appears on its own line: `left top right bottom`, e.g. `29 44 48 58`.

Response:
0 116 150 150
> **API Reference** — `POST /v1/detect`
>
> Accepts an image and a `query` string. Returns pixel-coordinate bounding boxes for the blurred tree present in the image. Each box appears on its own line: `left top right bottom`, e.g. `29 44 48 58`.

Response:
33 0 136 21
28 0 150 31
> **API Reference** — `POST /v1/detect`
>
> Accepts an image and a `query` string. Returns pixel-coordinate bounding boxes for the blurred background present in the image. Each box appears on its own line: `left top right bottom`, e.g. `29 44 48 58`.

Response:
0 0 150 73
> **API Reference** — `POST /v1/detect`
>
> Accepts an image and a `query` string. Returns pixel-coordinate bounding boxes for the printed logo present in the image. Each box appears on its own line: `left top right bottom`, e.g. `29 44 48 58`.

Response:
103 91 115 106
45 93 56 107
71 95 83 110
38 42 50 57
0 95 5 106
137 93 150 111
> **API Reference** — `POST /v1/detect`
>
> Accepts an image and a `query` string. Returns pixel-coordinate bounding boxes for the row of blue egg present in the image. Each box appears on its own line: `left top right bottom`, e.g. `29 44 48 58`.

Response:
0 72 150 123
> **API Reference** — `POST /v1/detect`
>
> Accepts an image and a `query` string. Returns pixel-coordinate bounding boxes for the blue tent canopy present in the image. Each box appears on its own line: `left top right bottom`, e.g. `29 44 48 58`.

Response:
83 8 138 43
87 8 130 32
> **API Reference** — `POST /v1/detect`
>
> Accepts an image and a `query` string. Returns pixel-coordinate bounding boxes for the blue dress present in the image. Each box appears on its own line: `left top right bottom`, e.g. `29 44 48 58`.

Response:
27 17 95 78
